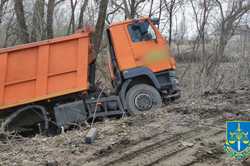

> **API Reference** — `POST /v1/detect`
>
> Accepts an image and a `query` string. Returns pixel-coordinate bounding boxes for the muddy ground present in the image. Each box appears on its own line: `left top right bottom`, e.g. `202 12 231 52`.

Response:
1 63 250 166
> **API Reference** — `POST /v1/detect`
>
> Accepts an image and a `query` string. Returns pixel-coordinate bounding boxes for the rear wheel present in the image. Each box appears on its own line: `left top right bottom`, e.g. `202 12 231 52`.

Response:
1 105 49 136
126 84 162 114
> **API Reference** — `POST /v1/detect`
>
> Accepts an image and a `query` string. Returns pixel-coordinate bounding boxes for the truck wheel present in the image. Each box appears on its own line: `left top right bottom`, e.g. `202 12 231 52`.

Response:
126 84 162 114
1 105 49 135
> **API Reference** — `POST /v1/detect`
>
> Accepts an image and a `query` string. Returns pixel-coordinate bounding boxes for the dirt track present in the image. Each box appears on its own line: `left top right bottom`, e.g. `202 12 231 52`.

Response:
1 83 250 166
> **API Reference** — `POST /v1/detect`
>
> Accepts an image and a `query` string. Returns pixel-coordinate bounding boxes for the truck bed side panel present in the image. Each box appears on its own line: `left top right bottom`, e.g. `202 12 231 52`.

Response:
0 33 90 110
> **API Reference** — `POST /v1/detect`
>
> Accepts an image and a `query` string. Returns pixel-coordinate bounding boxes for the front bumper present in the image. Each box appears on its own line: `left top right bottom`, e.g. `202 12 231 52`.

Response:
162 89 181 100
155 70 181 100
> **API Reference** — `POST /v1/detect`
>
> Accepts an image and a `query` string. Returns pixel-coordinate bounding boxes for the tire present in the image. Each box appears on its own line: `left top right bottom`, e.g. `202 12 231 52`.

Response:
1 105 49 135
126 84 162 114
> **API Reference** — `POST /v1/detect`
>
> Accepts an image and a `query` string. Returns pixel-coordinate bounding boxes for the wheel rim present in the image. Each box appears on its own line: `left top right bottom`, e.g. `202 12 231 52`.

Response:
134 93 153 111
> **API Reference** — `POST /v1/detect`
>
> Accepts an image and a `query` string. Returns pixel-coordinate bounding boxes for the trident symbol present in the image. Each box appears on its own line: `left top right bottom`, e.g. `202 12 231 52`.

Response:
228 123 249 151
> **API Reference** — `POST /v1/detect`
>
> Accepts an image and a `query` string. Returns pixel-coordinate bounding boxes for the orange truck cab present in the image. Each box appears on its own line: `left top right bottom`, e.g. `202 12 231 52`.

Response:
0 17 180 134
106 17 180 112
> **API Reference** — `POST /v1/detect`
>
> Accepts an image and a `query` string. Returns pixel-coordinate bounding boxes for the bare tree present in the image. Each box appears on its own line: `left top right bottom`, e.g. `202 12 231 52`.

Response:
164 0 182 46
46 0 55 39
122 0 130 18
0 0 8 24
78 0 89 29
14 0 29 43
149 0 154 17
2 12 15 48
46 0 65 39
67 0 78 34
31 0 45 42
175 8 186 57
215 0 250 58
106 1 122 24
190 0 211 56
111 0 146 19
92 0 109 56
165 0 175 46
158 0 163 27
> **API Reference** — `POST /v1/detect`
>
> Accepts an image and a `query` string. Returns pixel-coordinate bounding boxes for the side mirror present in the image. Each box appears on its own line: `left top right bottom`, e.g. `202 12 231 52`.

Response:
150 17 160 26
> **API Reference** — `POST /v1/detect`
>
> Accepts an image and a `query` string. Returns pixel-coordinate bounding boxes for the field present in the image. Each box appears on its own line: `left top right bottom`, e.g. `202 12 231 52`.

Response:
0 62 250 166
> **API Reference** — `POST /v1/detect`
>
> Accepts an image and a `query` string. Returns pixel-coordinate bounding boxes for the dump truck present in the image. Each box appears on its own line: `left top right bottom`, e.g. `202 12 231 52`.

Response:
0 17 180 134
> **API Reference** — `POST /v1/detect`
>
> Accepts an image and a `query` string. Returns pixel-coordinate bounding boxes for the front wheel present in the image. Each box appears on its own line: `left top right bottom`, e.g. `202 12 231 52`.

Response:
126 84 162 114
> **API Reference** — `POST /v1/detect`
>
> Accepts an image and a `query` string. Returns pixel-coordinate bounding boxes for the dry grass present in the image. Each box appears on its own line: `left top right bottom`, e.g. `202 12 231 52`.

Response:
177 60 250 99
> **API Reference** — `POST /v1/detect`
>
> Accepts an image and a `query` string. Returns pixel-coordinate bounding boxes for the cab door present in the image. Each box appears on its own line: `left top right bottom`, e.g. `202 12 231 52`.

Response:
126 20 174 72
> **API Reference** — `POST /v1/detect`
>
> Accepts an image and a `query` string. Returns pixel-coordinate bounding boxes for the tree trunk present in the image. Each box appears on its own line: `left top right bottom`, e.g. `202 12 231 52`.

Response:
215 0 250 60
92 0 109 56
47 0 55 39
78 0 88 29
2 12 14 48
158 0 162 28
31 0 45 42
201 0 209 59
217 24 229 58
123 0 130 19
67 0 78 34
169 6 173 46
0 0 8 24
14 0 29 43
149 0 154 17
167 0 176 46
130 0 136 19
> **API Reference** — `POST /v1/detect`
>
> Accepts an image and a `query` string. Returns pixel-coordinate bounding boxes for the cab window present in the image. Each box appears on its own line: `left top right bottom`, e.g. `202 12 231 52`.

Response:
128 20 156 42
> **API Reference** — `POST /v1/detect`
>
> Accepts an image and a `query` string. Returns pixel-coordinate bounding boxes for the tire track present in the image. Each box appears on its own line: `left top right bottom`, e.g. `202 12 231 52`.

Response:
153 131 225 166
84 126 224 166
109 128 224 166
85 106 229 166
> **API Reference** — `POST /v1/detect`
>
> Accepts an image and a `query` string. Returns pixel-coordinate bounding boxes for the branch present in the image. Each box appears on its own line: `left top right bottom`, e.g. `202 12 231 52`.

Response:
55 0 65 6
214 0 224 21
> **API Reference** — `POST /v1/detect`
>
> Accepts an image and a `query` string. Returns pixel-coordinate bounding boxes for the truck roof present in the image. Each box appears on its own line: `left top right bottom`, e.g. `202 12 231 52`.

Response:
109 17 148 28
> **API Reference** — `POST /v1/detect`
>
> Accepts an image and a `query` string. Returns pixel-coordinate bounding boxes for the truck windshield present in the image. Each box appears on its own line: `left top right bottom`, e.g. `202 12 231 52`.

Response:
128 20 156 42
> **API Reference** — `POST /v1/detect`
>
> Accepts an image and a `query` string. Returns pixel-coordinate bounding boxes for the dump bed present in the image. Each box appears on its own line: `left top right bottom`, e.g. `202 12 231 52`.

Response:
0 32 91 110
